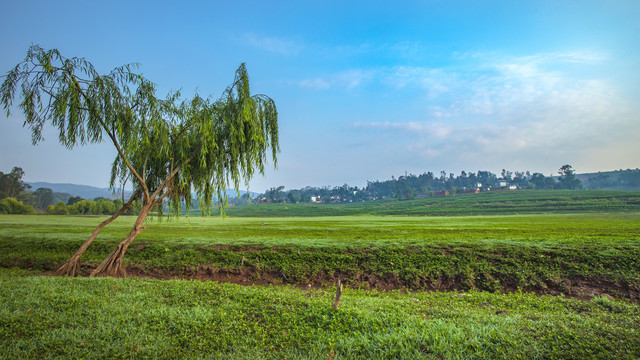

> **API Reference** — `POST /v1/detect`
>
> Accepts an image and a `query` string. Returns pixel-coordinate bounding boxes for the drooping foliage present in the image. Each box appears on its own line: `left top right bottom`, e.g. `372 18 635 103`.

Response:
2 45 279 214
2 45 279 277
1 46 145 148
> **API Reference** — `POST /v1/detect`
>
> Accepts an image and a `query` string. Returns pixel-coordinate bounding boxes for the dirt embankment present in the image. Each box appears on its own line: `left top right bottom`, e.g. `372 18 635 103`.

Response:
57 262 640 301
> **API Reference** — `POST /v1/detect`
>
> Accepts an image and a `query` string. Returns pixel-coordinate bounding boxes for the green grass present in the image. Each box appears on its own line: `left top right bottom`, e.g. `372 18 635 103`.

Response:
1 194 639 357
1 212 638 296
1 269 638 359
220 190 640 217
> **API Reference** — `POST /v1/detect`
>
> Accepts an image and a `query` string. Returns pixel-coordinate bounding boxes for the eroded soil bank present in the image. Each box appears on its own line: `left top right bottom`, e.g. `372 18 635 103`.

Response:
50 262 640 302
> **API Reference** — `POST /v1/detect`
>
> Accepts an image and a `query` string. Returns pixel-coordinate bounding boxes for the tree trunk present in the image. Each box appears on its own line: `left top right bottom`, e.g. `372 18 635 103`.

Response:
52 193 138 277
89 203 150 278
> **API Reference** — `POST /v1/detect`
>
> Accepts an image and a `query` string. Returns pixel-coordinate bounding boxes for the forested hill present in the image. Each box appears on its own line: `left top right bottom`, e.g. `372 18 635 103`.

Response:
259 167 640 204
26 182 258 202
27 182 128 200
223 190 640 217
576 169 640 191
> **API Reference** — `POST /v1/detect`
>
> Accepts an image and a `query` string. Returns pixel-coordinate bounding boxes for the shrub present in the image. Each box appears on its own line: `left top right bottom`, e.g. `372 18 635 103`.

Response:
0 197 35 214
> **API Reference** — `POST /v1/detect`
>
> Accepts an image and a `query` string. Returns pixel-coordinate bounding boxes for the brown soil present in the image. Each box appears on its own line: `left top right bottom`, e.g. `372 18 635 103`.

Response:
50 262 640 302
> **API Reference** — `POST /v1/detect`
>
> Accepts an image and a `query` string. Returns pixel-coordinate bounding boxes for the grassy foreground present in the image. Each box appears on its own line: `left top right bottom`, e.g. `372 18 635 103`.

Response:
1 213 639 297
1 268 639 359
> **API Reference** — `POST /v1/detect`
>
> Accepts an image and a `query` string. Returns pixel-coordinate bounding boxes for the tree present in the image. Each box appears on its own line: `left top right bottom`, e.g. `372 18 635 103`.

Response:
33 187 53 209
0 167 30 199
2 45 279 277
287 191 301 204
558 164 582 190
97 199 117 215
265 186 285 203
0 197 36 214
67 196 83 205
50 201 68 215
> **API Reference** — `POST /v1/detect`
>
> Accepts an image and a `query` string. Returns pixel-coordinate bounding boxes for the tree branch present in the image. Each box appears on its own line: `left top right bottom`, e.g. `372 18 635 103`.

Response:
69 75 149 200
149 144 202 201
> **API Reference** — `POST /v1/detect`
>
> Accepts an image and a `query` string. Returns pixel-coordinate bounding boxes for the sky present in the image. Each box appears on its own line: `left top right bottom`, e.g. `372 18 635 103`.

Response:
1 0 639 193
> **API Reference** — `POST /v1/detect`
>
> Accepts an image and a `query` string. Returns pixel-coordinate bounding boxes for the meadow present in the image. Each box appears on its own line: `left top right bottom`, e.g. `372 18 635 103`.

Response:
1 268 639 359
222 190 640 217
1 212 639 296
1 191 639 358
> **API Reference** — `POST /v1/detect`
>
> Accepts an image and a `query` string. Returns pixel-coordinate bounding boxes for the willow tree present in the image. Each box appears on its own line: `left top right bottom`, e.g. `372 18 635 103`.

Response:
1 45 279 277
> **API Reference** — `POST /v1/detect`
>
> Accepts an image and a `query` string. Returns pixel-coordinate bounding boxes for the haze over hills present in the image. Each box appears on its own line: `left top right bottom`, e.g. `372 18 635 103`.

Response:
26 168 639 201
574 169 640 191
26 182 259 201
27 182 130 200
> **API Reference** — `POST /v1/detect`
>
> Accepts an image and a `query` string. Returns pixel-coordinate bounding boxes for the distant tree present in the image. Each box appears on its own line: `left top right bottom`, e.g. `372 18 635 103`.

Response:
511 172 529 188
530 172 553 189
558 164 582 190
97 199 117 215
33 187 53 209
287 191 301 203
2 45 279 277
587 174 615 189
54 201 67 215
476 171 497 188
65 203 79 215
47 201 68 215
501 169 513 181
73 200 96 215
620 169 640 187
0 197 35 214
265 186 285 203
0 167 30 199
67 196 83 206
52 192 72 206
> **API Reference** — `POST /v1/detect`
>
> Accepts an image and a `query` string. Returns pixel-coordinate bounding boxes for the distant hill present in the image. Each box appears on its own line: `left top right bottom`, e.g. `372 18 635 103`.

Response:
27 182 130 200
26 182 259 201
575 169 640 191
222 190 640 217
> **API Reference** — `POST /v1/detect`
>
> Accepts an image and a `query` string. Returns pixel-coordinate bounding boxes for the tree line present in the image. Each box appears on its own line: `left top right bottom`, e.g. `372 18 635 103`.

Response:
260 165 583 203
584 169 640 190
0 166 141 215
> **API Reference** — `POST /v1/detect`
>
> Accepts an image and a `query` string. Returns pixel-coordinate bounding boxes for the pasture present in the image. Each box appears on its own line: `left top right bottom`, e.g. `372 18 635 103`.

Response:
222 190 640 217
1 268 639 359
0 212 639 296
1 192 639 358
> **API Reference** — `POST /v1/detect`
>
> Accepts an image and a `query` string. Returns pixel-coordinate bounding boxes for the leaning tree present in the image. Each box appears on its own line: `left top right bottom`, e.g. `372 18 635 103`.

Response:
1 45 279 277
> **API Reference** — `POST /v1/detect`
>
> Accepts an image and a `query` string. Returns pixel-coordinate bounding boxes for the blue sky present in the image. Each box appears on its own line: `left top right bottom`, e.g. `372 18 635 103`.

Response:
1 0 639 192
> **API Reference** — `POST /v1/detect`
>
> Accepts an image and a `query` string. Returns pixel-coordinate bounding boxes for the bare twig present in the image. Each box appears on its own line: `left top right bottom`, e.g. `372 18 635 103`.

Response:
332 279 343 310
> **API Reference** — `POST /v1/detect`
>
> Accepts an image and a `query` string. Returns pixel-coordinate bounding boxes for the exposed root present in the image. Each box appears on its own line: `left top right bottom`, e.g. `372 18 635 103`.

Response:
51 191 141 278
90 244 128 278
51 256 82 277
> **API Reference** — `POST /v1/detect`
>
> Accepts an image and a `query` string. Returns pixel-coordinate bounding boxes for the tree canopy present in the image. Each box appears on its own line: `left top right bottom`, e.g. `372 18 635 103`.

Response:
0 167 30 199
2 45 279 215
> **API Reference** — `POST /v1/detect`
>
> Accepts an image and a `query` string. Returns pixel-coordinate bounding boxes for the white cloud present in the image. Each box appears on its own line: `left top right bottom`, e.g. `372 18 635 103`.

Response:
349 49 638 173
291 69 375 90
355 121 452 139
295 78 331 90
383 66 457 98
241 33 302 55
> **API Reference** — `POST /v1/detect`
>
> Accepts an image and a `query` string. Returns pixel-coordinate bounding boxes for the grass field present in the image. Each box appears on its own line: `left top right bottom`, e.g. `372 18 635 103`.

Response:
1 269 639 359
1 191 639 358
220 190 640 217
1 211 638 297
